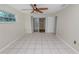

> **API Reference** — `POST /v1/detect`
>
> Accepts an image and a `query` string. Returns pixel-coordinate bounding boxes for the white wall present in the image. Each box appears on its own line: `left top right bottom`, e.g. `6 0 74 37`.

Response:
46 17 55 33
55 5 79 51
25 14 32 33
0 5 26 49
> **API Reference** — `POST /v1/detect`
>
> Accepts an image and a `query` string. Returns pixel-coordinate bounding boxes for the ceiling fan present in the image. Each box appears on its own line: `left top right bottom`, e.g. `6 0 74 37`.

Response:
22 4 48 13
30 4 48 13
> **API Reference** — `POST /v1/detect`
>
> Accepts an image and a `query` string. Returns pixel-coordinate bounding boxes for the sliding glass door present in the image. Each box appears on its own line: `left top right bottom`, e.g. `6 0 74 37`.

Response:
33 18 39 32
39 18 45 32
33 17 45 32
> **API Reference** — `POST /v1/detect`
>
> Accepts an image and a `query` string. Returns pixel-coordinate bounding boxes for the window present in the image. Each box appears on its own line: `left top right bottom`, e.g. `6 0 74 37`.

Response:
0 11 16 23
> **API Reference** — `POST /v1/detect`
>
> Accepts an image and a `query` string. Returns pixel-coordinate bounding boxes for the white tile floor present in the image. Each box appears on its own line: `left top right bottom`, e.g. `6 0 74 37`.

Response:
0 33 76 54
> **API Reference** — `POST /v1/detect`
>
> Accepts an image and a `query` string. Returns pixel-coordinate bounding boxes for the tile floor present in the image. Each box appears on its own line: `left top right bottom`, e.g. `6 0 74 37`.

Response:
0 33 77 54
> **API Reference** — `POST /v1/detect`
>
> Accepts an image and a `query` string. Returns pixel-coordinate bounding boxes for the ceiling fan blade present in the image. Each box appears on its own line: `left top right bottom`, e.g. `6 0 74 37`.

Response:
30 4 35 9
38 8 48 10
30 4 35 13
35 9 43 13
38 10 43 13
31 10 34 13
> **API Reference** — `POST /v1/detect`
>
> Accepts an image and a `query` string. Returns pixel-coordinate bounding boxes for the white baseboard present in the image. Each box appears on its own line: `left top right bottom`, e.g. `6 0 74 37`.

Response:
56 34 79 54
0 33 25 53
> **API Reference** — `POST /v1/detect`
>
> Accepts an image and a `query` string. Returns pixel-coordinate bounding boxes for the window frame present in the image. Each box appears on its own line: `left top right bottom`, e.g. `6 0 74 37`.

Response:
0 10 16 23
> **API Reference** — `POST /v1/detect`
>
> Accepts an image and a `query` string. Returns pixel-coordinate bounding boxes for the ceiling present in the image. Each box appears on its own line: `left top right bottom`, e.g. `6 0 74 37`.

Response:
9 4 68 14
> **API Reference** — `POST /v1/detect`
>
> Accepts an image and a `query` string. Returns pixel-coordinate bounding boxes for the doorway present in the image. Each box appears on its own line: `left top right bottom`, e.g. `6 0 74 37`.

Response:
33 17 45 32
